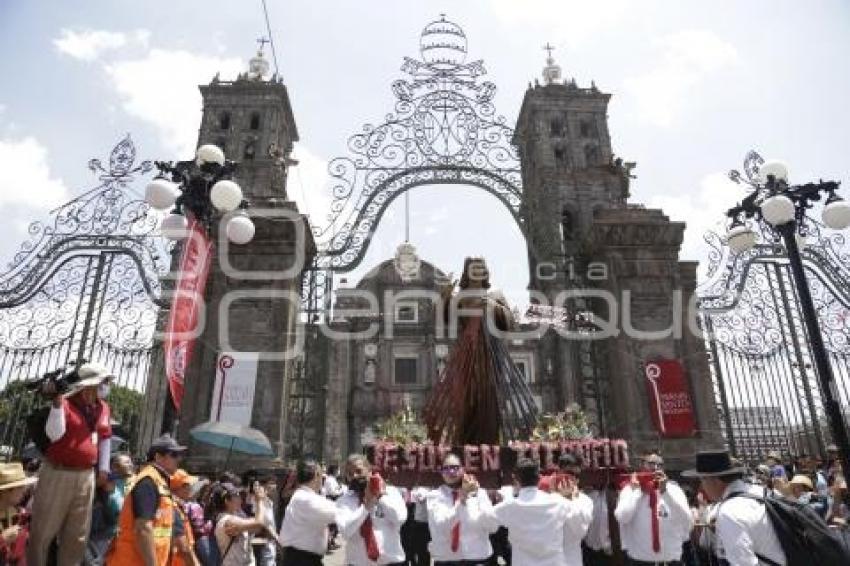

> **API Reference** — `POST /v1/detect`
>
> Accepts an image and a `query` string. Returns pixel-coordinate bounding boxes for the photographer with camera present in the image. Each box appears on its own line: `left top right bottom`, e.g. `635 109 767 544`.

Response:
27 362 114 566
336 454 407 566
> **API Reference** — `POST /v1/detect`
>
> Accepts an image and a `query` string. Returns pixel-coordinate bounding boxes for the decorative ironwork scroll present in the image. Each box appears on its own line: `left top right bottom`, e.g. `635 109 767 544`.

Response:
0 135 167 453
313 15 523 271
699 150 850 461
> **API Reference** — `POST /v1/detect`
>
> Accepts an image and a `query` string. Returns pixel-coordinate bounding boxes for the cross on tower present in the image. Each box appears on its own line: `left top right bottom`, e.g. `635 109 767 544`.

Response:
543 43 555 59
257 37 270 52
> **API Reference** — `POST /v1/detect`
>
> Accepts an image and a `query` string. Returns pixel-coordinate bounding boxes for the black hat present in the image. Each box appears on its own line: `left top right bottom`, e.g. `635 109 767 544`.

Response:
149 434 188 455
682 450 746 478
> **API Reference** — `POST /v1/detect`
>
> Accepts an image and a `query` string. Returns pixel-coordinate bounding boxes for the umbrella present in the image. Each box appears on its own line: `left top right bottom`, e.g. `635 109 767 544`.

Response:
189 421 274 468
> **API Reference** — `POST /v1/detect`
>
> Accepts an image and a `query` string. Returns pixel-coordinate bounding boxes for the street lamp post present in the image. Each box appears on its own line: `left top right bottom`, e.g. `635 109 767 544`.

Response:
145 144 255 244
724 155 850 476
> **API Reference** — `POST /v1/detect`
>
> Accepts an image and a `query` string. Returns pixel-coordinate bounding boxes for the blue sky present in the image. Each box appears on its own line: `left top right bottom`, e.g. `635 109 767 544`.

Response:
1 0 850 308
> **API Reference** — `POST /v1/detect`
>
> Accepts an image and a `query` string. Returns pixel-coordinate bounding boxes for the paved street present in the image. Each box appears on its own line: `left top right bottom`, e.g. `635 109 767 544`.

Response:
324 540 347 566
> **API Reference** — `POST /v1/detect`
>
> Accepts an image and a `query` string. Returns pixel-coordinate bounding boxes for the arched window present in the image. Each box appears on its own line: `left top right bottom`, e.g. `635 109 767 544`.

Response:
584 145 600 166
553 144 569 167
561 208 574 242
218 112 231 130
249 112 261 130
243 139 256 160
549 118 564 137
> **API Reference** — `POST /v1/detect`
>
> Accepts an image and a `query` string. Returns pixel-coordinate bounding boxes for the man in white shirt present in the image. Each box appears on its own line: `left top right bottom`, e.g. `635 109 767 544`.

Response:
554 452 594 566
491 458 590 566
280 459 339 566
614 452 692 565
336 454 407 566
582 487 612 565
426 453 496 566
684 450 786 566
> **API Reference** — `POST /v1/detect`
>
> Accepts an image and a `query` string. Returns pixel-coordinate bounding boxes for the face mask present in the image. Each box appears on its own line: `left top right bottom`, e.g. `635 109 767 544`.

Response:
98 383 110 399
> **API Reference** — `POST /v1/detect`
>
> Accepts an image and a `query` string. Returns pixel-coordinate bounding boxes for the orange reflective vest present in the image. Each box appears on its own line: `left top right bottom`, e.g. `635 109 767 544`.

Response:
172 504 195 566
106 464 175 566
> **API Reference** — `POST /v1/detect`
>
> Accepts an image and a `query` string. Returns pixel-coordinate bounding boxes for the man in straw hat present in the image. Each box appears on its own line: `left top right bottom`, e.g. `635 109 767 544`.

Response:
683 450 785 565
27 361 114 566
0 462 38 564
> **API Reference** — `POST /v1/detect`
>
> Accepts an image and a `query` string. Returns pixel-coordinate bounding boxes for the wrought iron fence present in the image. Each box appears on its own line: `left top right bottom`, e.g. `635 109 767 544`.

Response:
0 135 167 456
700 207 850 463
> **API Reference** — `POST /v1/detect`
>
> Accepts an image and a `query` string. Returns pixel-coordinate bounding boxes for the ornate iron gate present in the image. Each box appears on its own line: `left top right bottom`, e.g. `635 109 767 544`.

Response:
0 136 167 455
699 161 850 463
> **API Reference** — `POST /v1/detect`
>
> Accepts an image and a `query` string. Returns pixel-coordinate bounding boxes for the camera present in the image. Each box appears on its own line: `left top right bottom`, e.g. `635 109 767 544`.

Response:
25 362 81 397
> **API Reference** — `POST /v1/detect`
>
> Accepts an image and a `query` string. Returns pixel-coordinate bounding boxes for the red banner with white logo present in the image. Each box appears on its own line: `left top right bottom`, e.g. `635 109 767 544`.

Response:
643 359 696 437
164 218 213 412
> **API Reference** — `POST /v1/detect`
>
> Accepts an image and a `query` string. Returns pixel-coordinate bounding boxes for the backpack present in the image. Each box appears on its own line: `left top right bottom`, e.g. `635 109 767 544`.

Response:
723 491 850 565
25 406 52 452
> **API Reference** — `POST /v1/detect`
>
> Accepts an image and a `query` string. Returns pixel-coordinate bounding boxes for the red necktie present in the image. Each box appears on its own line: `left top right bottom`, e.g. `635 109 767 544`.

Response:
360 499 380 561
451 490 461 553
641 484 661 553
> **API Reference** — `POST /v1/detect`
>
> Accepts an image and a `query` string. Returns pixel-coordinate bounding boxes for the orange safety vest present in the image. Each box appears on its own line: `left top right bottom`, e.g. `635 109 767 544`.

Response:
106 464 176 566
172 504 195 566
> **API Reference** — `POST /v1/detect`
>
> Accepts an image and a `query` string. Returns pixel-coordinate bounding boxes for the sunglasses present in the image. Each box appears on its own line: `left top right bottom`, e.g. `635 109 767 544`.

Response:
441 465 462 473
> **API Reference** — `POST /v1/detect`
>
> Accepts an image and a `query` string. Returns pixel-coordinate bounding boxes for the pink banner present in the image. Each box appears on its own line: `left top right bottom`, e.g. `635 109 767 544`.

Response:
165 218 213 411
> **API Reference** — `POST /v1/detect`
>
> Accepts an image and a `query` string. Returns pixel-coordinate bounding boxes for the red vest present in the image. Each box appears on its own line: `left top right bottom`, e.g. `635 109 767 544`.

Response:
45 397 111 468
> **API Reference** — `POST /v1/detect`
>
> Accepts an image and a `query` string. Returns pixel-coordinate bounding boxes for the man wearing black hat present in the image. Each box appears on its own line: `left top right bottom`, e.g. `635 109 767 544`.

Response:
683 450 785 565
105 434 197 566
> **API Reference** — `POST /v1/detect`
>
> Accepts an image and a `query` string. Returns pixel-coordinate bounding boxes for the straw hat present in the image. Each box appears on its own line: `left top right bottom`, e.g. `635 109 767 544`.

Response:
789 475 814 491
0 463 37 491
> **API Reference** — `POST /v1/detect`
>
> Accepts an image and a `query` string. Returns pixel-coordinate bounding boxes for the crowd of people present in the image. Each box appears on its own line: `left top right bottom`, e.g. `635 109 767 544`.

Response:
0 362 848 565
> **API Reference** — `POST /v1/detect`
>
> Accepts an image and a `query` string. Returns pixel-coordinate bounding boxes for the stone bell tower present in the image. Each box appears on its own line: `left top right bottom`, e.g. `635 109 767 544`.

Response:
142 45 316 465
513 49 633 297
514 51 721 468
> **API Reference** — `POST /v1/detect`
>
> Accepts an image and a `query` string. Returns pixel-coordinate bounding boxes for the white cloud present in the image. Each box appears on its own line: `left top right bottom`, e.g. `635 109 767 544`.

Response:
646 172 747 275
105 49 242 156
624 30 738 127
491 0 630 45
0 136 69 208
53 28 149 62
289 144 333 225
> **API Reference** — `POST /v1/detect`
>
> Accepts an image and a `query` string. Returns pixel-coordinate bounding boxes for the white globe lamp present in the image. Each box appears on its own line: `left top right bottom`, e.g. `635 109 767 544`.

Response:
226 215 255 244
760 195 795 226
759 160 789 184
161 213 189 240
195 144 225 167
726 224 757 253
144 178 180 210
210 180 243 212
822 199 850 230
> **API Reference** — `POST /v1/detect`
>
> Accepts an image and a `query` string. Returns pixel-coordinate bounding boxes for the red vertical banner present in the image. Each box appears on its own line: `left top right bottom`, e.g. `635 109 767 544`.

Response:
643 359 696 437
164 218 213 411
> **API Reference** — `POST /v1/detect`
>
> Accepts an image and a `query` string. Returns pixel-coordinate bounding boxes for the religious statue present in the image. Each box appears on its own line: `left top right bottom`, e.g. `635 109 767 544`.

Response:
423 257 539 445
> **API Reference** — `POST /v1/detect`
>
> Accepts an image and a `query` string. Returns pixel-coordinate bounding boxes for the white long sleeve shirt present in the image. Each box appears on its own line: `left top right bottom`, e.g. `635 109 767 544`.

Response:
45 404 110 472
562 492 594 566
279 486 338 555
614 481 693 562
426 485 497 562
492 486 574 566
583 489 611 553
712 480 786 566
335 486 407 565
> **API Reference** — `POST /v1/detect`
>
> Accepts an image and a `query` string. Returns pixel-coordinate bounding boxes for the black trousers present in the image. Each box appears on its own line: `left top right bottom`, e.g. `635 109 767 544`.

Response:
281 546 324 566
582 544 613 566
625 557 683 566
